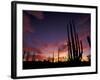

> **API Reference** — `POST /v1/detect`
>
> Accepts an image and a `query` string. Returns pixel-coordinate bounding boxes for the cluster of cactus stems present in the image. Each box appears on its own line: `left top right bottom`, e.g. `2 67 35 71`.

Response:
67 20 83 62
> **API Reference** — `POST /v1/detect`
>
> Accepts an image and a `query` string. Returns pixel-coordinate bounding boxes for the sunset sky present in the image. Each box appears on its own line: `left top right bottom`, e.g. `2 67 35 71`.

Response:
23 10 91 62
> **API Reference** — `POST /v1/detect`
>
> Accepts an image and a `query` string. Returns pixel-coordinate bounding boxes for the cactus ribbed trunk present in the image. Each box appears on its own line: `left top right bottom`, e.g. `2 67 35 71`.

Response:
67 19 83 61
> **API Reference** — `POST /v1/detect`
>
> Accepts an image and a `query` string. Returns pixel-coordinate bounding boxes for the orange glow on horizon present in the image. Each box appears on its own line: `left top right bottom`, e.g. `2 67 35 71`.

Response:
23 46 90 62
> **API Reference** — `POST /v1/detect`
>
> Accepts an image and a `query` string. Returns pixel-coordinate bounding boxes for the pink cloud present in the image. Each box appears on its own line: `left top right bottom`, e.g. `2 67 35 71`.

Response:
23 13 35 33
27 11 44 20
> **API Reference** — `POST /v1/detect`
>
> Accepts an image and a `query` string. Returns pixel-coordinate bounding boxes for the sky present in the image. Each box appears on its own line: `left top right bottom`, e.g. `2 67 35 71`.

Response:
23 10 91 62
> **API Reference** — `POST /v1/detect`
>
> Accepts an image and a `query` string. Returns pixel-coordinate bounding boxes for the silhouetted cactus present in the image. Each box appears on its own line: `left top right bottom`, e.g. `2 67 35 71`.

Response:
52 51 55 62
87 36 91 47
67 19 83 62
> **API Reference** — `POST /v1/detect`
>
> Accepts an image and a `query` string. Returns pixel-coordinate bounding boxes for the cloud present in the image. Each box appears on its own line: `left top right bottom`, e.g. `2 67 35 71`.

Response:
23 13 34 33
27 11 44 20
23 11 44 34
58 44 67 52
23 47 42 54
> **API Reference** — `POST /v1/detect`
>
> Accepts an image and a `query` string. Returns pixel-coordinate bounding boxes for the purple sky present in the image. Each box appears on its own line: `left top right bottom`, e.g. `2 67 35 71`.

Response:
23 10 91 60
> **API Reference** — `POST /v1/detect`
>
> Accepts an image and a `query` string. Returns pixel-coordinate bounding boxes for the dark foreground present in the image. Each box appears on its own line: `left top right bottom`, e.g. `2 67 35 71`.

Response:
23 61 91 69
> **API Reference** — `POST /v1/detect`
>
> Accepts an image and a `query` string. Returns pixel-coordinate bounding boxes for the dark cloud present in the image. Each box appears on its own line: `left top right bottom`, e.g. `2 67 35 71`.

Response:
23 47 42 54
23 13 34 33
27 11 44 20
